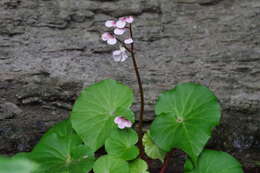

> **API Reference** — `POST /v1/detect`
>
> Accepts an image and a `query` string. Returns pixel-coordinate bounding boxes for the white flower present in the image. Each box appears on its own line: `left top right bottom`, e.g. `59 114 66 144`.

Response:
124 38 133 44
107 38 117 45
114 28 126 35
112 46 128 62
116 20 126 28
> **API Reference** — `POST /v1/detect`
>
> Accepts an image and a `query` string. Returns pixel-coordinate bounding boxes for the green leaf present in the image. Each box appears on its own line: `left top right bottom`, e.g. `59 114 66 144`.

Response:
0 156 38 173
150 83 221 162
12 152 31 159
256 161 260 166
29 120 95 173
93 155 129 173
105 128 139 161
70 79 134 151
184 159 194 172
184 150 244 173
12 153 45 173
46 119 74 137
142 131 166 162
129 159 149 173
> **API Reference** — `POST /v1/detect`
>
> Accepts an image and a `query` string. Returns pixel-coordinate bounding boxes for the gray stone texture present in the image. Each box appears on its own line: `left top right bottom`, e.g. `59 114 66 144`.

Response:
0 0 260 169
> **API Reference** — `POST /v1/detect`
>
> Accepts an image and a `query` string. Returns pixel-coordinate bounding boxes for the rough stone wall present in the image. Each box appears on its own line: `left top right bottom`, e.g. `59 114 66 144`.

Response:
0 0 260 169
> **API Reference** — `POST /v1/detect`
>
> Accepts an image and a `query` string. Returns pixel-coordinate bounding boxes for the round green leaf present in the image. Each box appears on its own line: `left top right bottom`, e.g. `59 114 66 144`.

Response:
184 150 243 173
30 120 95 173
70 79 134 151
142 131 166 162
0 156 38 173
129 159 149 173
12 153 45 173
151 83 221 162
13 153 46 173
69 145 95 173
105 129 139 161
93 155 129 173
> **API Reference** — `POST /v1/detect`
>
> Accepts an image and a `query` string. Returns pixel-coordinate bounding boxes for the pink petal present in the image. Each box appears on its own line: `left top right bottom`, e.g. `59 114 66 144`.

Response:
105 20 116 28
116 20 126 28
124 38 133 44
107 37 117 45
124 120 132 128
101 32 111 41
114 116 122 124
125 16 134 23
114 28 126 35
119 17 127 22
118 123 125 129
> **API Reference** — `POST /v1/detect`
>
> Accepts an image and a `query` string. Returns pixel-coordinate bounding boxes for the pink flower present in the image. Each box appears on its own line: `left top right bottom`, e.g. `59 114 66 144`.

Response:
124 38 133 44
101 32 117 45
125 16 134 23
112 46 128 62
119 16 134 24
114 116 132 129
101 16 136 61
105 20 116 28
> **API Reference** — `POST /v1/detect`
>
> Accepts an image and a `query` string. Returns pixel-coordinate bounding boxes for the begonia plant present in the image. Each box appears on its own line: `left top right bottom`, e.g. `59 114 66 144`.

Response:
0 16 244 173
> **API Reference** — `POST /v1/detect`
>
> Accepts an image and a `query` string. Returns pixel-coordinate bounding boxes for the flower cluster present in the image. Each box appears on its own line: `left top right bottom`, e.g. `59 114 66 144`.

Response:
101 16 134 62
114 116 132 129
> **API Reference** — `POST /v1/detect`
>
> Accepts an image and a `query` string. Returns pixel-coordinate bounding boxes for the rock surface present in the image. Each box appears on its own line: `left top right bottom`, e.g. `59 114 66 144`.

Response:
0 0 260 170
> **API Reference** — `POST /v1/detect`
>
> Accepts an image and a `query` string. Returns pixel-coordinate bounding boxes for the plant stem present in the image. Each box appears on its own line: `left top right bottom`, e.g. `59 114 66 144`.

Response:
129 23 145 159
115 38 132 53
160 151 173 173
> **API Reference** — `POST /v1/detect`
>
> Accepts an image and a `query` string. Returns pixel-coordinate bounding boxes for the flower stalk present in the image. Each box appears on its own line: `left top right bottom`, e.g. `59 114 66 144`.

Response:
101 15 145 159
128 23 145 159
160 151 174 173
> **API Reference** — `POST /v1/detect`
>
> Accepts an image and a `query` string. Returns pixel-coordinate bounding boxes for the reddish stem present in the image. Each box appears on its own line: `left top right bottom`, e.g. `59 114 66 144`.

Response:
160 151 173 173
128 23 145 159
